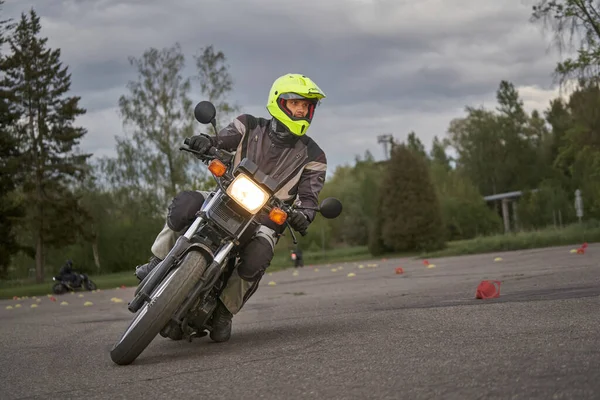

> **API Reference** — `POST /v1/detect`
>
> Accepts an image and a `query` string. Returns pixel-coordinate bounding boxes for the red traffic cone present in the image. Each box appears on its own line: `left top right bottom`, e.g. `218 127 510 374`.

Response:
475 280 502 299
395 267 404 274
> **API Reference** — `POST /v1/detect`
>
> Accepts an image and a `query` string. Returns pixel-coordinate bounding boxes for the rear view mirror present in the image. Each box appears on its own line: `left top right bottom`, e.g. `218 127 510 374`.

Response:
319 198 342 219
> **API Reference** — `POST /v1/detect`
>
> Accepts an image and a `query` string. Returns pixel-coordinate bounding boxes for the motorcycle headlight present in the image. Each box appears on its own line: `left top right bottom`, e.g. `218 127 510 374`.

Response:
226 173 269 214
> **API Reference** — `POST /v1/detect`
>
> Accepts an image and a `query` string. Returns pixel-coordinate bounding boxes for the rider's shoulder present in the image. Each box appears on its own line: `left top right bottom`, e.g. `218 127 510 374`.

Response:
234 114 270 131
300 135 327 163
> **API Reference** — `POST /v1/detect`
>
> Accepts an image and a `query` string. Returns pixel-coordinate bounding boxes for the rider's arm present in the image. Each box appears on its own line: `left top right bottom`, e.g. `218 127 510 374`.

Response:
211 114 250 151
295 153 327 223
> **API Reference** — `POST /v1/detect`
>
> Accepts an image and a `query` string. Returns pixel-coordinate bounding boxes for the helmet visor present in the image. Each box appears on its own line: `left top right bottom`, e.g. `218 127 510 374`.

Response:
277 93 319 123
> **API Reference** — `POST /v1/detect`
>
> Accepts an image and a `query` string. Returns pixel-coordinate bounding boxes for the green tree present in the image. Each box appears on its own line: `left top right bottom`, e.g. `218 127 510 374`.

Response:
0 1 24 278
531 0 600 83
447 106 504 195
448 81 547 195
375 143 445 253
406 131 427 159
3 9 91 282
194 44 239 132
101 43 194 214
429 164 503 239
430 136 451 171
557 82 600 218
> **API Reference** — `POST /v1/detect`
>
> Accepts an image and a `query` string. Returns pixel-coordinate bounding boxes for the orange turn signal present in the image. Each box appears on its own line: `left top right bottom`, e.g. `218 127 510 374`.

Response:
269 207 288 225
208 159 227 177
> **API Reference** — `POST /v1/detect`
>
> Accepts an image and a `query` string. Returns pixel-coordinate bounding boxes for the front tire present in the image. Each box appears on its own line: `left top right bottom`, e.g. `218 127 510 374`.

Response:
109 251 208 365
52 283 67 295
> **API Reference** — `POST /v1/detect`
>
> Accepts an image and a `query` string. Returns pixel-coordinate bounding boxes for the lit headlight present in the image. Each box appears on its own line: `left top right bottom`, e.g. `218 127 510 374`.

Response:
226 173 269 214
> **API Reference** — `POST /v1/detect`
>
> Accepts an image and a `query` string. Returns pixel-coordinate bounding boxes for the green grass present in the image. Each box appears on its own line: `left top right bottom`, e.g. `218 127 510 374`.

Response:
2 223 598 300
268 246 415 272
0 246 412 300
421 223 600 258
0 272 140 300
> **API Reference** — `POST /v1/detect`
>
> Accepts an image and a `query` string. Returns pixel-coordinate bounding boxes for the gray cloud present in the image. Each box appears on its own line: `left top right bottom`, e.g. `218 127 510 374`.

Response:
4 0 567 175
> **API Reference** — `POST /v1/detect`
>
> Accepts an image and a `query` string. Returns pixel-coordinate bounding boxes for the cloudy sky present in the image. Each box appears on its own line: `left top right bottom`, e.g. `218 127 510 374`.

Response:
4 0 570 174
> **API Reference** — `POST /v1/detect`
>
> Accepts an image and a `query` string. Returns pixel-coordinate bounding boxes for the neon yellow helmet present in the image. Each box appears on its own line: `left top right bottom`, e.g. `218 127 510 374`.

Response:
266 73 326 136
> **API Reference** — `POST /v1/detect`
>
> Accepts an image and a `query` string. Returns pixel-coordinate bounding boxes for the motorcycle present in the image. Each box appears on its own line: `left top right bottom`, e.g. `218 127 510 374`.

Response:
52 273 97 295
109 101 343 365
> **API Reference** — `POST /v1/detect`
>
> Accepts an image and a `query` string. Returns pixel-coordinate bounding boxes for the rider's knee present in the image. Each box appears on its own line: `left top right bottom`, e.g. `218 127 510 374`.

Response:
166 191 206 232
237 236 274 282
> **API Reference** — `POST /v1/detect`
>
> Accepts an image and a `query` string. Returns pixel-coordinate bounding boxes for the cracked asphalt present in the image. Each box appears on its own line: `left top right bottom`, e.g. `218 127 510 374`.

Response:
1 243 599 400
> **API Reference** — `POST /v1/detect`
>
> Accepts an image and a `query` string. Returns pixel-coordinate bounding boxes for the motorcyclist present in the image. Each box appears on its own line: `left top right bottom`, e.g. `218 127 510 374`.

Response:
134 73 328 343
292 246 304 268
59 260 81 287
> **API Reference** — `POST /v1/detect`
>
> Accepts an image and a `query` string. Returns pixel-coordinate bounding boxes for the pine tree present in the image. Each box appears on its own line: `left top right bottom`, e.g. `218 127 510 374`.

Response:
377 143 446 252
2 9 91 282
0 1 24 278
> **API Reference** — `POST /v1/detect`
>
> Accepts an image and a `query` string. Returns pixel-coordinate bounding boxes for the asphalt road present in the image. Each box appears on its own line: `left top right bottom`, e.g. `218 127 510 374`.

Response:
1 244 599 400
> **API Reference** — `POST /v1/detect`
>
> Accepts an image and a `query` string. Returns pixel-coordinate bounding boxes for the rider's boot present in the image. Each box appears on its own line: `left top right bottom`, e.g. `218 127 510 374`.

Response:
134 255 163 281
210 299 233 343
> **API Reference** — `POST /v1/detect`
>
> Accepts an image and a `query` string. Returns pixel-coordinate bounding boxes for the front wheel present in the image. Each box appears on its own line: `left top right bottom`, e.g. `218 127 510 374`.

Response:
52 283 67 295
109 251 208 365
84 280 97 291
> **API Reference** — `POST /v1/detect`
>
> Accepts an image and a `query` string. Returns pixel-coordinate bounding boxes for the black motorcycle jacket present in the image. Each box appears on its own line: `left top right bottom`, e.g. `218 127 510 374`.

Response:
211 114 327 225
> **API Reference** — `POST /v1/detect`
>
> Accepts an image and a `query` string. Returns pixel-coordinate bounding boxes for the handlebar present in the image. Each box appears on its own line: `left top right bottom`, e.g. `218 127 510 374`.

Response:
180 138 233 164
182 136 307 237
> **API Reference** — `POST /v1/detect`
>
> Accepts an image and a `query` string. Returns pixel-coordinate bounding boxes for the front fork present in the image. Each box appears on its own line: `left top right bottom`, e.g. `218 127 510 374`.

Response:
128 194 222 313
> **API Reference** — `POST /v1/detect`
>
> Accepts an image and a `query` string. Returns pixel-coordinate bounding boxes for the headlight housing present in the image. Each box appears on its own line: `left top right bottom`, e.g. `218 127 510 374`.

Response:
226 173 269 214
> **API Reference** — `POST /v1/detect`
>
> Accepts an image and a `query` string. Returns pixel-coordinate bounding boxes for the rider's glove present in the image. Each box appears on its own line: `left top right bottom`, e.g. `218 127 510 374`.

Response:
289 211 309 232
187 135 214 154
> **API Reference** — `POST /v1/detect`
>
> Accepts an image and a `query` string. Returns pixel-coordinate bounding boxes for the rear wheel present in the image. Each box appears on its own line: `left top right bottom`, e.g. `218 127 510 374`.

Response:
109 251 209 365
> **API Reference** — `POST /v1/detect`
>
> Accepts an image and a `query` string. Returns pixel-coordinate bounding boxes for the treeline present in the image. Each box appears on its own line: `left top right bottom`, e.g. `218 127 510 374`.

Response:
2 1 600 281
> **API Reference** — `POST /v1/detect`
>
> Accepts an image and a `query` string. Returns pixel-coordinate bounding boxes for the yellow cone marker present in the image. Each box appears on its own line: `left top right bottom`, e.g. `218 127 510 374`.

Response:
314 268 319 272
14 304 21 308
70 292 74 295
6 305 13 310
35 298 41 303
30 304 38 308
83 301 93 306
570 249 578 254
110 297 124 303
338 266 344 270
292 271 299 277
367 264 378 268
78 294 84 298
358 265 365 269
268 273 272 276
60 301 69 306
268 281 276 286
32 296 37 299
347 272 356 278
331 268 338 272
494 257 503 262
91 290 96 293
427 264 436 268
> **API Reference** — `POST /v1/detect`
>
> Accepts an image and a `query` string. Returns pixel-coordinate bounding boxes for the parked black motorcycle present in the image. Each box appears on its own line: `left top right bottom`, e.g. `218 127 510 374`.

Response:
109 101 343 365
52 273 97 295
